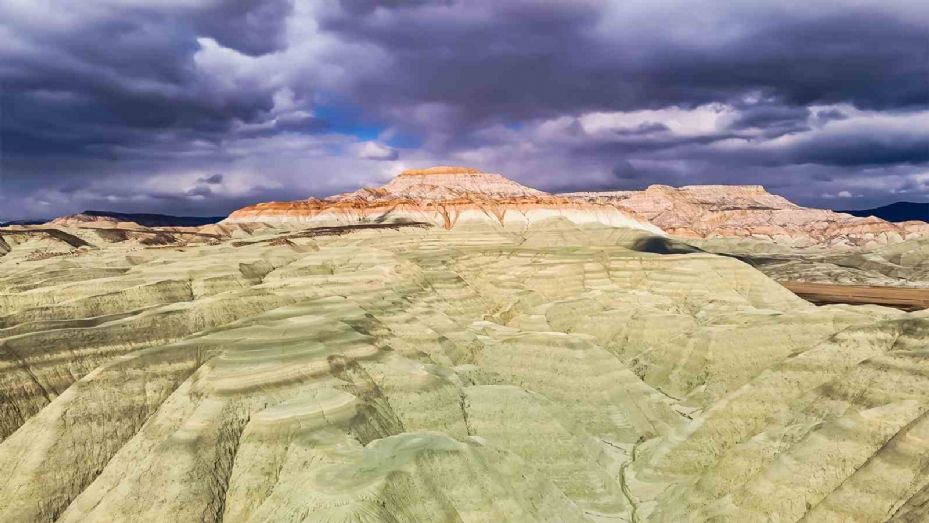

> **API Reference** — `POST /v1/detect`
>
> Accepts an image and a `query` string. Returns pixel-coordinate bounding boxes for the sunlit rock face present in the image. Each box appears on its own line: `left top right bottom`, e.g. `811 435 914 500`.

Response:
224 166 663 233
564 185 929 248
358 165 548 199
48 213 129 228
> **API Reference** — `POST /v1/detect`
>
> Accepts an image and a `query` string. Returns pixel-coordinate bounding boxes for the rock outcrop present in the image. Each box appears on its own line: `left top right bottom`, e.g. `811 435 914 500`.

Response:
227 169 927 247
563 184 929 248
224 166 663 233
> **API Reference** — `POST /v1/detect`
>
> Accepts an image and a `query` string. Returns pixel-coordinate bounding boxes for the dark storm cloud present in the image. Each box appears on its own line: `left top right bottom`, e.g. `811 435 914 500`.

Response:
0 0 297 156
612 161 640 181
1 0 928 220
318 1 928 128
197 0 294 56
199 174 225 185
787 133 929 167
725 104 811 138
813 108 850 125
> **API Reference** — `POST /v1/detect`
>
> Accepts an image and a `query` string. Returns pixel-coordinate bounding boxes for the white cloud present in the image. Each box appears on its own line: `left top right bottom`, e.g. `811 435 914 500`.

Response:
357 141 399 161
579 104 736 136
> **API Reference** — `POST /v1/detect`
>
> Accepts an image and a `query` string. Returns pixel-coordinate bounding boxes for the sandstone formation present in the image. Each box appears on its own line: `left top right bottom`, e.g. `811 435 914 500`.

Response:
224 166 662 233
226 168 927 248
563 185 929 248
0 216 928 521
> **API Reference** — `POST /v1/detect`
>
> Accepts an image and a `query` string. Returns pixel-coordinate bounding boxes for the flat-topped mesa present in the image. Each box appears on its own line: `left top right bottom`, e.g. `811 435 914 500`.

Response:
563 184 929 248
349 167 548 201
565 184 792 207
397 166 483 176
224 167 662 233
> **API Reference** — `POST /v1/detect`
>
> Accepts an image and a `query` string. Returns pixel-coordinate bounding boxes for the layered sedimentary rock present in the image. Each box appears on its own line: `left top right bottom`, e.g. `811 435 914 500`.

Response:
48 213 137 228
711 235 929 288
0 227 94 261
564 184 929 248
225 166 662 233
1 217 928 521
3 167 929 521
227 169 926 247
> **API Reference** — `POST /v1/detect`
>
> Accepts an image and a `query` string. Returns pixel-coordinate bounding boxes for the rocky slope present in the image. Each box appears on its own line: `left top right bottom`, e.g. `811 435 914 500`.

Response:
563 185 929 248
0 219 927 521
224 166 662 233
714 235 929 288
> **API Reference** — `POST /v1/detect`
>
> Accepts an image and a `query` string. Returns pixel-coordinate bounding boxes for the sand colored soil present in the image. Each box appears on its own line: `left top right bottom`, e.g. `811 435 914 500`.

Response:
0 219 928 521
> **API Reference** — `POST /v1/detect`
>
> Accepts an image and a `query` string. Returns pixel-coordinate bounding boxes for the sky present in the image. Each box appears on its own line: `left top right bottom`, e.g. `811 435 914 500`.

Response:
0 0 927 220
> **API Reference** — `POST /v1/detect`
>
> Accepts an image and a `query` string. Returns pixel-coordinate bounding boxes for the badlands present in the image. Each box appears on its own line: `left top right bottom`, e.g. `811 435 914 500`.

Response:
1 166 929 522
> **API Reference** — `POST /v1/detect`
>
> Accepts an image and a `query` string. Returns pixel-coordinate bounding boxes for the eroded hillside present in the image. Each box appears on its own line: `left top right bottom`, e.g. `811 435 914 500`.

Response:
1 221 928 522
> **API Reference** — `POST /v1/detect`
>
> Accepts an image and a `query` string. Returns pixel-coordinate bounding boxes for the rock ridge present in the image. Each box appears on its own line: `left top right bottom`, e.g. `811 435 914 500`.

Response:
224 167 662 233
563 184 928 247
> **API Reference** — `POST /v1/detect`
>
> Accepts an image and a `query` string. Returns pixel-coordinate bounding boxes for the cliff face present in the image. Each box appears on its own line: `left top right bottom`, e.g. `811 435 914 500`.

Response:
224 166 663 234
564 185 929 248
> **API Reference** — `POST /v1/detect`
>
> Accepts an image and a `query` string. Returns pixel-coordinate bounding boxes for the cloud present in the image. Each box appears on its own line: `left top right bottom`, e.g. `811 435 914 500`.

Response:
186 185 214 198
1 0 927 220
612 160 640 180
357 141 399 161
317 1 928 127
198 174 224 185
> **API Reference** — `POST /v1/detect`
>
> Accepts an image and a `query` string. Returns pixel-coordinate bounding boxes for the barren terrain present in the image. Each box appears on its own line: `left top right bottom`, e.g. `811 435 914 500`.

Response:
1 219 928 521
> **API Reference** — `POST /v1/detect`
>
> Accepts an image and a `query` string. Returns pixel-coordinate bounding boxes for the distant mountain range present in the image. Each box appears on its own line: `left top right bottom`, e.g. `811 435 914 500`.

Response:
0 219 46 227
49 210 226 227
3 211 227 228
840 202 929 223
84 210 226 227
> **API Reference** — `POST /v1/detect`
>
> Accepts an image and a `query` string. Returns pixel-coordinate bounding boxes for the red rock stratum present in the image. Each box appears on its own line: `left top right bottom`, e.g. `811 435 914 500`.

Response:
224 166 662 232
563 184 929 247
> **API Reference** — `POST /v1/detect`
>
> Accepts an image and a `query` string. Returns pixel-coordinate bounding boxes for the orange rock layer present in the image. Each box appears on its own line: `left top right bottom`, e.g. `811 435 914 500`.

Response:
397 166 483 176
223 166 929 246
224 167 662 233
563 185 929 247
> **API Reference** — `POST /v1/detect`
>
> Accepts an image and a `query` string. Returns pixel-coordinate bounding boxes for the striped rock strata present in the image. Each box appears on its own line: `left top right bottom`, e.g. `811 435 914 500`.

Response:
224 166 662 233
2 222 928 521
563 184 929 248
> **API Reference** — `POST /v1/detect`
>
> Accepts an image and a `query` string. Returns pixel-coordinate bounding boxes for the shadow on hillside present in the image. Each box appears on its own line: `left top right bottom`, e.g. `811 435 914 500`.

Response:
630 236 705 255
